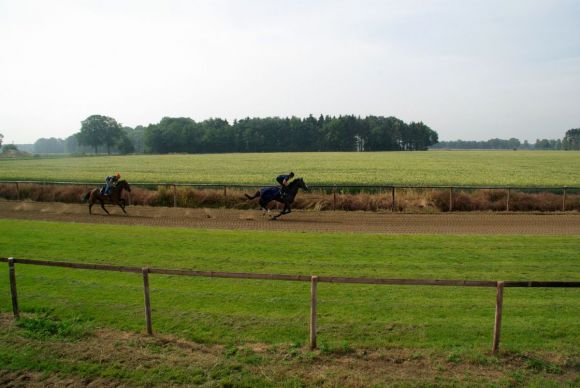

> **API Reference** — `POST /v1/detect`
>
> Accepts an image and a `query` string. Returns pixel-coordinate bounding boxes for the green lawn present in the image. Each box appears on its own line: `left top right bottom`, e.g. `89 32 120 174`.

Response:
1 151 579 186
0 219 578 353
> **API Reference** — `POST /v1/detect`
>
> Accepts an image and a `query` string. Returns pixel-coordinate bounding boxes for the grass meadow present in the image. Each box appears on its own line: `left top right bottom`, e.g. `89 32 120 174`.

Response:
1 219 579 385
0 219 578 352
1 150 579 186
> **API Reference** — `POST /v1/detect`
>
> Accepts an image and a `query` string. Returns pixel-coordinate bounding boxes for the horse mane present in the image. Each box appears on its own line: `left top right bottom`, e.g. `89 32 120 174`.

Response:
114 179 130 191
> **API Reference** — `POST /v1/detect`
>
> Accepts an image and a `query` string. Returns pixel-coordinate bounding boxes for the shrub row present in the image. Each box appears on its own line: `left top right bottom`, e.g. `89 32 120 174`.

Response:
0 184 578 212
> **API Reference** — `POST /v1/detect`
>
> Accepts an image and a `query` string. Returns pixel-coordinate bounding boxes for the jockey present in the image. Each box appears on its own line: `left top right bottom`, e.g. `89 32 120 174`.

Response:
276 172 294 198
102 172 121 195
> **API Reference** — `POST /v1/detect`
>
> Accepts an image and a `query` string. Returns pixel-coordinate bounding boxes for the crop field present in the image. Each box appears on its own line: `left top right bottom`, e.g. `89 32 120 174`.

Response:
1 150 579 186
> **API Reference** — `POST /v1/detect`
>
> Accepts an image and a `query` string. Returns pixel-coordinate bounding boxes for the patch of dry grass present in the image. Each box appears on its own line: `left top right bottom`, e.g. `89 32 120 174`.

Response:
1 313 577 387
1 183 578 212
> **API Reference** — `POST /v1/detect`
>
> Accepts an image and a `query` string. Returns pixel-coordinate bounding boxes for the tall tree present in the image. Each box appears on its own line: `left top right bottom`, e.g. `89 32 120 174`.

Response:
116 131 135 154
563 128 580 150
77 115 123 154
0 133 3 148
34 137 66 153
1 144 18 153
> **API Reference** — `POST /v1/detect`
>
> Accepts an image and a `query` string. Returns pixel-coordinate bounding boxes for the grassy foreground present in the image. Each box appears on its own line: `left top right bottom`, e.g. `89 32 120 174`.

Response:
0 219 578 351
1 151 579 186
1 219 578 386
1 313 577 387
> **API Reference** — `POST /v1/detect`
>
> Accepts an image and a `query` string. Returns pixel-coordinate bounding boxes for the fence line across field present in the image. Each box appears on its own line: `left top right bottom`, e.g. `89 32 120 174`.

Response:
2 257 579 353
1 180 579 212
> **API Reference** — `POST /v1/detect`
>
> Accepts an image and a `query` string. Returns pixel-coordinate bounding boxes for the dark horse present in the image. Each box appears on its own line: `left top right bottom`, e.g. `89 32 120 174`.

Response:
82 180 131 215
245 178 308 219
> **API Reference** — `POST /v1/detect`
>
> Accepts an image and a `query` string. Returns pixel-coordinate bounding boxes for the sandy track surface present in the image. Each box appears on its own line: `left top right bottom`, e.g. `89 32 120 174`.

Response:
1 201 579 235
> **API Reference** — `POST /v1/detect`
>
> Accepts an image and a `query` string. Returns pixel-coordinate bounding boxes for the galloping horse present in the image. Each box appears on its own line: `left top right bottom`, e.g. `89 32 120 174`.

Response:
82 179 131 215
245 178 308 219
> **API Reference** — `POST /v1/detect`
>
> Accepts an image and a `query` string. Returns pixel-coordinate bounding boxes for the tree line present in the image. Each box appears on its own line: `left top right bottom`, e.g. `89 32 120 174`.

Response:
24 116 580 155
32 114 438 154
431 130 580 150
144 115 438 153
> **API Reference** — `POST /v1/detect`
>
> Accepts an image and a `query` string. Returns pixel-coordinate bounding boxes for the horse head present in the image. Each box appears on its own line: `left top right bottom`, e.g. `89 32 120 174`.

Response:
116 180 131 193
292 178 308 191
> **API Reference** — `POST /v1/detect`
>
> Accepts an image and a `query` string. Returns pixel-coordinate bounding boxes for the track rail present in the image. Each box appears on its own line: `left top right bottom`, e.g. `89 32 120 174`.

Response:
2 257 578 352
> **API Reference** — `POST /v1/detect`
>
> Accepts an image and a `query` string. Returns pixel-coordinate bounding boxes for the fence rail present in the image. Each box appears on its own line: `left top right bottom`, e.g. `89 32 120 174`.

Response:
2 257 579 353
1 180 579 212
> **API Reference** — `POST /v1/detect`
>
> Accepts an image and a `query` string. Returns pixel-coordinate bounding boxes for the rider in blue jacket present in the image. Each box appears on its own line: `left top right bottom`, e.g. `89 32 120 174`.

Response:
102 172 121 195
276 172 294 198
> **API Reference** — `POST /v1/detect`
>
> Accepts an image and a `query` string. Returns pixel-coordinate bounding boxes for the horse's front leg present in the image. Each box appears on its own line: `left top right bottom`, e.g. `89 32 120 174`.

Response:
118 199 127 214
272 203 288 219
280 201 292 215
99 198 110 215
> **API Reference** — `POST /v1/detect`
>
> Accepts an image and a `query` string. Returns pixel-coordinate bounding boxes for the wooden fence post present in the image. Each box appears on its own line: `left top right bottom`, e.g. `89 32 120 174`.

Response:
449 187 453 212
15 183 20 200
310 275 318 350
142 268 153 335
506 188 510 212
492 281 504 354
173 185 177 208
391 187 396 212
8 258 19 319
332 186 337 211
562 187 567 212
223 185 227 199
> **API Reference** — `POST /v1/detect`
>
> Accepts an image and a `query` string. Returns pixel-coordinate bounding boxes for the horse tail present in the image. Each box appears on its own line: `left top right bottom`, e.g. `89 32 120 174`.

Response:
245 191 260 200
81 191 91 202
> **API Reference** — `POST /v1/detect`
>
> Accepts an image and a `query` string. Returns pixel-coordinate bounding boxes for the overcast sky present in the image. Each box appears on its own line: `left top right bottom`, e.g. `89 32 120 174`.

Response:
1 0 579 144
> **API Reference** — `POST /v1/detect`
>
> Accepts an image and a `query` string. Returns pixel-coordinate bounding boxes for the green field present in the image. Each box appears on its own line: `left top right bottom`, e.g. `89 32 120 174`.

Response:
1 219 579 385
1 151 579 186
1 219 578 352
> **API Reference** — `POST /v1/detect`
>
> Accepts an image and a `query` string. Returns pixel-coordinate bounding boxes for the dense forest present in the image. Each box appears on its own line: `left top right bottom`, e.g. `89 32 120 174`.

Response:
32 115 439 154
143 115 437 153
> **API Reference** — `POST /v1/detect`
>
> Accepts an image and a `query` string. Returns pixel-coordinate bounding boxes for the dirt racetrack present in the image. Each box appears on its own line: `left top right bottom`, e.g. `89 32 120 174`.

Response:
1 200 579 235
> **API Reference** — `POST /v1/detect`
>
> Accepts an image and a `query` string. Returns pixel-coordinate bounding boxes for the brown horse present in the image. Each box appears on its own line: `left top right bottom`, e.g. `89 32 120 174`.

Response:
82 179 131 215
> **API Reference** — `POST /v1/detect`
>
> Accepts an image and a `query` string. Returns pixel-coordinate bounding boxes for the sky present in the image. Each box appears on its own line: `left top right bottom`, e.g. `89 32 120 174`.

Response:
1 0 579 144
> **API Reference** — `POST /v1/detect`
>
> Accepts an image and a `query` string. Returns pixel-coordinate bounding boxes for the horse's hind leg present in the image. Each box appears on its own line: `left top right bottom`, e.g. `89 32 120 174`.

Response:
259 200 270 216
88 194 95 215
